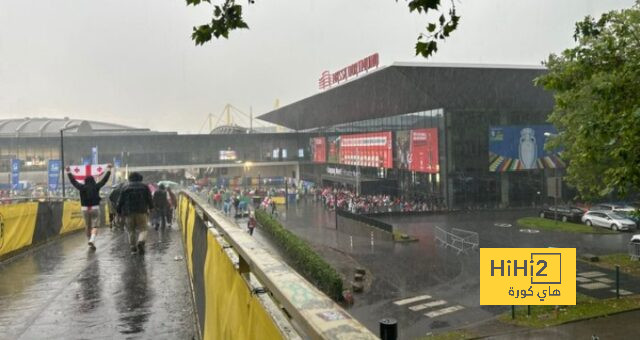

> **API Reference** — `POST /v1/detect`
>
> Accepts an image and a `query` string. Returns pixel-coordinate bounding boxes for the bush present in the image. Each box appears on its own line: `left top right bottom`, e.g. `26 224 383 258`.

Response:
255 209 343 300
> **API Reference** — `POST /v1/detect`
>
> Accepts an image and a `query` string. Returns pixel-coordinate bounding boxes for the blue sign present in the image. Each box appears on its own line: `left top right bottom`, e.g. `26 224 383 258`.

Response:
489 125 563 172
48 160 61 191
91 146 99 164
11 159 20 190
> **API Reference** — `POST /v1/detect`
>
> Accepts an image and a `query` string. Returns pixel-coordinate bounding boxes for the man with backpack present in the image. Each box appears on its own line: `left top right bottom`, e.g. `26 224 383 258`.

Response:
117 172 153 254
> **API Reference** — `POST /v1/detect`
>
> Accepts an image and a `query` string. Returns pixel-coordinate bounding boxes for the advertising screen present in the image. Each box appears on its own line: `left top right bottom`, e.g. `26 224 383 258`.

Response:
327 136 340 164
219 150 237 161
489 125 564 172
339 131 393 168
408 128 439 173
311 137 326 163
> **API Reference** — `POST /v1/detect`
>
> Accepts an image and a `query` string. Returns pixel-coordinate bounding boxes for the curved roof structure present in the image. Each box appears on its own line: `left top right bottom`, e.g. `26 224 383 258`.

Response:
0 117 153 137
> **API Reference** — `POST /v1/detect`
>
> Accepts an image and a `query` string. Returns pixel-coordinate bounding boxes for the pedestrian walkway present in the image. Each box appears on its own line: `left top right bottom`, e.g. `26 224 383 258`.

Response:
0 226 195 339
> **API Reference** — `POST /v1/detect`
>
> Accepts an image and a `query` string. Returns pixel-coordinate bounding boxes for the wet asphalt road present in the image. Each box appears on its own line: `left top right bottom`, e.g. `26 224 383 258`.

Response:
0 226 195 340
275 201 636 339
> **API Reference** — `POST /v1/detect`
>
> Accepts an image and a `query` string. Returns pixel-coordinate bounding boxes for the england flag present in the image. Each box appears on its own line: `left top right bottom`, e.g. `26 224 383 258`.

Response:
69 164 109 184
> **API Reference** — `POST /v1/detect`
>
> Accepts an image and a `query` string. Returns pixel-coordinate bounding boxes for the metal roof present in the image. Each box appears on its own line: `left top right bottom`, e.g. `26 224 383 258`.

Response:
0 117 153 137
257 63 554 130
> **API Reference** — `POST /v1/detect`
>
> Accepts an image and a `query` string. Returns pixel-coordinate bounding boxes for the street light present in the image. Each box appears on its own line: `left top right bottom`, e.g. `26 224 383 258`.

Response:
544 132 559 224
60 125 81 198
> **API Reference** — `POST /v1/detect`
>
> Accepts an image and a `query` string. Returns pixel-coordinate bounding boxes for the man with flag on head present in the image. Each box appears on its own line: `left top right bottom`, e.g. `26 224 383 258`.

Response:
66 163 112 250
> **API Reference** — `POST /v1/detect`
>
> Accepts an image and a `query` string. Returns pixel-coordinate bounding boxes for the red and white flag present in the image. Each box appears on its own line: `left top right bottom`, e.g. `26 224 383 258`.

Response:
69 164 109 184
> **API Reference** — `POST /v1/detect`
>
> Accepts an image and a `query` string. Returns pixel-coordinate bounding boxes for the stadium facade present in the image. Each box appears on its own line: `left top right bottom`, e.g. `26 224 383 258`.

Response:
2 63 561 208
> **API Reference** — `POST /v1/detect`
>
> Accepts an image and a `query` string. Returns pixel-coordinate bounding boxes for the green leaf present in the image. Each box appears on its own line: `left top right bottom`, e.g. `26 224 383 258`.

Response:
427 23 436 32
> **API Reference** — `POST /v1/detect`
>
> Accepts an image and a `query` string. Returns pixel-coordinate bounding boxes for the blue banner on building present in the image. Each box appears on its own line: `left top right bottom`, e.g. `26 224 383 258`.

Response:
48 160 61 191
11 159 20 190
489 125 564 172
91 146 99 164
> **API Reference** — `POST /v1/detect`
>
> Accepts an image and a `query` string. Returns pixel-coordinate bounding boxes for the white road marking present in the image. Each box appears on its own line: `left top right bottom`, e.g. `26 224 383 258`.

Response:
578 271 607 278
408 300 447 311
579 282 610 290
425 305 465 318
393 295 431 306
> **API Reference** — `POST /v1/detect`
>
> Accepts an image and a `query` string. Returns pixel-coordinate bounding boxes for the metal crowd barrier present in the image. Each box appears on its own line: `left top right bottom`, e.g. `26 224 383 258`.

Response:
628 242 640 260
434 226 479 254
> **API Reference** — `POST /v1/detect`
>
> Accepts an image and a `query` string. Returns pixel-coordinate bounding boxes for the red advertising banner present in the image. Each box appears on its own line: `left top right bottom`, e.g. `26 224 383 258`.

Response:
339 132 393 168
311 137 326 163
409 128 439 173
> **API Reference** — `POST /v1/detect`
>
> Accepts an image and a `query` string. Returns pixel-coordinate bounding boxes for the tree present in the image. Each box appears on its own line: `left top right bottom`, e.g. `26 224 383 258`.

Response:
536 2 640 200
185 0 459 58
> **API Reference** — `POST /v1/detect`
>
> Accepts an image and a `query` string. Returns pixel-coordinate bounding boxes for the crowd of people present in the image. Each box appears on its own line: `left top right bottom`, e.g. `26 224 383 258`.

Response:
315 186 447 214
67 165 177 255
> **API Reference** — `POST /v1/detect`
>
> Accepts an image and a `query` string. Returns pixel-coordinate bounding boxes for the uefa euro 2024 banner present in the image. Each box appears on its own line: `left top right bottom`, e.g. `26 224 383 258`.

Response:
489 125 564 172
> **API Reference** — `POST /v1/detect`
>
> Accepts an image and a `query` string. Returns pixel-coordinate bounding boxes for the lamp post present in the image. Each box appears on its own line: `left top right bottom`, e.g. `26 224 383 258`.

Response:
544 132 559 224
60 125 80 198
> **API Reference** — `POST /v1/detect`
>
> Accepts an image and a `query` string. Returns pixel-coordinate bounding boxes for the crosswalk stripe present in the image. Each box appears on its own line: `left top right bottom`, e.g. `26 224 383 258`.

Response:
425 305 465 318
393 295 431 306
408 300 447 311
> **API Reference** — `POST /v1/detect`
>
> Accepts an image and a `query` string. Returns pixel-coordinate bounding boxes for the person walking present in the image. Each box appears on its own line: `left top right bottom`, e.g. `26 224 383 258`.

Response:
152 184 170 231
167 187 177 227
117 172 153 254
108 182 125 229
247 211 257 236
66 165 112 250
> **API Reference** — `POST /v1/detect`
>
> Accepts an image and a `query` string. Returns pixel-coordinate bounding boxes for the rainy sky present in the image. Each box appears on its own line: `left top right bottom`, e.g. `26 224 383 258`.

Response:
0 0 634 133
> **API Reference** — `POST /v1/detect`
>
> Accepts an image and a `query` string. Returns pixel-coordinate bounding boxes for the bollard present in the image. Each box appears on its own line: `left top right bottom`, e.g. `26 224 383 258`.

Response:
616 265 620 299
379 318 397 340
511 305 515 320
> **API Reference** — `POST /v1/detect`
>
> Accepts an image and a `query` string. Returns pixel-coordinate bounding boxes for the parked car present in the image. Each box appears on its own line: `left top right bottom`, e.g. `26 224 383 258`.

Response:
539 206 585 223
590 203 639 224
581 211 637 231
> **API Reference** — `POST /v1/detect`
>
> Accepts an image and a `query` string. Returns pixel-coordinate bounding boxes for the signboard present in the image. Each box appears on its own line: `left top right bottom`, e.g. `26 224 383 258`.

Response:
327 136 340 164
10 159 20 190
480 248 576 305
408 128 439 173
219 150 237 161
339 131 393 168
489 125 564 172
311 137 326 163
318 53 379 90
48 160 61 191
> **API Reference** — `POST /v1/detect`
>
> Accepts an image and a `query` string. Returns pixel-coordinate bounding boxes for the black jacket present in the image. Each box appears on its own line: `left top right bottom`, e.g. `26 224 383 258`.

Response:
117 182 153 216
153 189 169 210
68 171 111 207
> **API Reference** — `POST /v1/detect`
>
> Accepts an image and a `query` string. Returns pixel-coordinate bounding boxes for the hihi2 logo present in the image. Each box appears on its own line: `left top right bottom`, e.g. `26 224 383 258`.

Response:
480 248 575 305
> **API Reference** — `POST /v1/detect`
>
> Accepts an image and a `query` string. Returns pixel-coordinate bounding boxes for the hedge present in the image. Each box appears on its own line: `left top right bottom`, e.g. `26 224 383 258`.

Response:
255 209 343 301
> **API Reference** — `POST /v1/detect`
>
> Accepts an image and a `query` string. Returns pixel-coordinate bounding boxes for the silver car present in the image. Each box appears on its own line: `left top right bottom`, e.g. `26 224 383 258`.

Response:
581 211 637 231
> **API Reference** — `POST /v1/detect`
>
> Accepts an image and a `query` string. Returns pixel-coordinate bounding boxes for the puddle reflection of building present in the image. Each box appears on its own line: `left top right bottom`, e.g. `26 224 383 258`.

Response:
117 256 152 335
75 251 102 313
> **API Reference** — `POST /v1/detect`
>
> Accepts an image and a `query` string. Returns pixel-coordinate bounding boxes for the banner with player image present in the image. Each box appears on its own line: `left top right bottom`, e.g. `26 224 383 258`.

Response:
310 137 326 163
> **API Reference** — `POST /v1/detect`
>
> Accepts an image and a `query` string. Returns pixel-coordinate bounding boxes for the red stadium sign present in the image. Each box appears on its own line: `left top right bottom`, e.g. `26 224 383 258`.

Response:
312 137 326 163
318 53 380 90
408 128 439 173
339 132 393 168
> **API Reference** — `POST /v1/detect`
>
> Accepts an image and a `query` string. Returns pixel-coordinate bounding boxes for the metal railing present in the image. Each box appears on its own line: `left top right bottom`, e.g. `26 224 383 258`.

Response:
181 191 377 339
434 226 479 254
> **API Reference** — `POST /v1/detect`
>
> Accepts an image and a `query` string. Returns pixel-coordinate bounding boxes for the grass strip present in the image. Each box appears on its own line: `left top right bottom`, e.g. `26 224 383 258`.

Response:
517 217 617 234
499 294 640 328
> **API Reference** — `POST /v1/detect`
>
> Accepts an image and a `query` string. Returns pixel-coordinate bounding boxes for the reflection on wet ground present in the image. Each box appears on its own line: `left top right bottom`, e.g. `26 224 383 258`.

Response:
273 201 636 339
0 226 195 339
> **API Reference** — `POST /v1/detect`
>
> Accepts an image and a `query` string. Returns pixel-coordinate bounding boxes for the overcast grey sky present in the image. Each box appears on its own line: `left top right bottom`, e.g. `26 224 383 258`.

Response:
0 0 634 133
